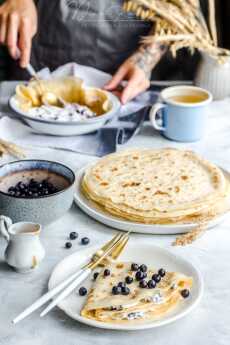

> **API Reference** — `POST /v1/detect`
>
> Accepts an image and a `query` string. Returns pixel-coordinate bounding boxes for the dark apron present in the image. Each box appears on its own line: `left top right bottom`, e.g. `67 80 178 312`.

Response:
9 0 151 80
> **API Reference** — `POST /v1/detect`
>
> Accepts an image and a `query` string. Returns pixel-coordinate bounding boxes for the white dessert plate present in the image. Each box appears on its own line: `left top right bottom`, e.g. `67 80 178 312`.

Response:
48 242 203 330
9 89 120 136
74 165 230 235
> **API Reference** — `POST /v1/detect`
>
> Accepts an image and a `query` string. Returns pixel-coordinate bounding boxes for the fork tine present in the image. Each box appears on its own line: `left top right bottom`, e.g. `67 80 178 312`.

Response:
88 232 129 269
111 235 129 260
101 233 123 251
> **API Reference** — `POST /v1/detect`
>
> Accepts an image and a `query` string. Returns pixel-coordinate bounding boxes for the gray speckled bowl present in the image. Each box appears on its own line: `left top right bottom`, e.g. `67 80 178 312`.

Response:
0 160 75 226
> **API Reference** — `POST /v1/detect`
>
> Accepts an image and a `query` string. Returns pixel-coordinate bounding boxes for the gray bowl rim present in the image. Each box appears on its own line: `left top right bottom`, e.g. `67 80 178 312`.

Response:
0 159 75 200
9 90 121 126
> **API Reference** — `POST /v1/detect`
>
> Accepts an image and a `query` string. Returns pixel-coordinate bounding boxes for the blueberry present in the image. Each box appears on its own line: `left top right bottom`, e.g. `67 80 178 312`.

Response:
139 264 148 273
147 280 156 289
131 263 139 271
135 270 144 281
112 286 121 295
65 242 72 249
104 269 110 277
93 272 99 281
8 190 15 196
181 289 190 299
118 282 126 289
18 182 26 191
81 237 90 245
121 286 130 295
139 280 148 288
125 276 133 284
152 274 161 283
158 268 166 277
79 287 87 296
70 231 78 240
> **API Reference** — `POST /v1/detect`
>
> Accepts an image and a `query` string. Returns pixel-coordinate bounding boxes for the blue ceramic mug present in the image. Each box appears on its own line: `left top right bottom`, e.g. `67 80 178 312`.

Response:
150 86 212 142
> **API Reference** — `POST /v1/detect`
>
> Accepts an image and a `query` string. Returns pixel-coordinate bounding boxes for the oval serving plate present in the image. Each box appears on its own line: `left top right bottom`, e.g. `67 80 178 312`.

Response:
9 89 120 136
74 165 230 235
48 242 203 331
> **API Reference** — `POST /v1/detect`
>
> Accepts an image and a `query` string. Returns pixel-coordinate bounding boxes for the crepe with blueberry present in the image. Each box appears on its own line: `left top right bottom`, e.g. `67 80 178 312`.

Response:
81 262 193 323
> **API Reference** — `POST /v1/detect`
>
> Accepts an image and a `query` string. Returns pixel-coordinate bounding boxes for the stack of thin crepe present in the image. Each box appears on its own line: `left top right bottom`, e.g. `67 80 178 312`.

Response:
82 148 230 224
81 262 192 323
15 76 111 115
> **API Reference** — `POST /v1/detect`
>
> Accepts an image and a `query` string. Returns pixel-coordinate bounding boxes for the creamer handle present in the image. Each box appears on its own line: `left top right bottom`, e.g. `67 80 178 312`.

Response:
0 216 12 242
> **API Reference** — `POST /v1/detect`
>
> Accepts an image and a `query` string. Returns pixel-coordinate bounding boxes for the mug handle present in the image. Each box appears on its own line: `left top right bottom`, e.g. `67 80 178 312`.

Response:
149 103 166 131
0 216 12 242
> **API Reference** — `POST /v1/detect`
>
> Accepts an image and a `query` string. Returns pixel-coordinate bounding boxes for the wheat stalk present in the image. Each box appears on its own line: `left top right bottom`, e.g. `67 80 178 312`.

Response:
123 0 230 62
0 139 26 159
208 0 218 46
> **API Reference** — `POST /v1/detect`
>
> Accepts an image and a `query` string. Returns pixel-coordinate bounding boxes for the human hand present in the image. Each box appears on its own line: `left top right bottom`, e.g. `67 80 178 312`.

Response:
104 57 150 104
0 0 37 67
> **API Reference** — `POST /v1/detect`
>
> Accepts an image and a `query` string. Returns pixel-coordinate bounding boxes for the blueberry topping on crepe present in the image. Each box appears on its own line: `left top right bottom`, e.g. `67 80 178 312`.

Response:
131 263 139 271
152 274 161 283
112 286 121 295
147 280 156 289
104 269 111 277
93 272 99 281
121 286 130 295
125 276 133 284
118 282 126 288
158 268 166 277
135 271 145 281
139 264 148 272
139 280 148 288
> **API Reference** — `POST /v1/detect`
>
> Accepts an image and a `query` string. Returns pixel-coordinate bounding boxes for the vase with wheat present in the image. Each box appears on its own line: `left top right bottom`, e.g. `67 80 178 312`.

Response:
123 0 230 99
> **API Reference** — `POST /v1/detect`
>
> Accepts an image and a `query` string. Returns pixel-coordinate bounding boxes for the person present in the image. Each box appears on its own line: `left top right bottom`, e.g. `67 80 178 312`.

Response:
0 0 167 104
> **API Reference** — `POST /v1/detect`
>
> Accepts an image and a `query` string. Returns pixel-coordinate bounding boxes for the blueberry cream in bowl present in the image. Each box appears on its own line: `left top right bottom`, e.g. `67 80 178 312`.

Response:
0 160 75 225
9 77 121 136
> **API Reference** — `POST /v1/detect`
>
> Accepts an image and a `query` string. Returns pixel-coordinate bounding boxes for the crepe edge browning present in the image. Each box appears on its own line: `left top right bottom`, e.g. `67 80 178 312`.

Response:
81 148 230 225
81 262 193 324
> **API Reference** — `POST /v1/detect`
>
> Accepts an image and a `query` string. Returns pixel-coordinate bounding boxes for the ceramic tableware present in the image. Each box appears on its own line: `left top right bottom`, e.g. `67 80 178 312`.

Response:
149 86 212 142
9 88 121 136
0 215 45 273
74 165 230 235
48 242 203 330
0 160 75 226
195 52 230 100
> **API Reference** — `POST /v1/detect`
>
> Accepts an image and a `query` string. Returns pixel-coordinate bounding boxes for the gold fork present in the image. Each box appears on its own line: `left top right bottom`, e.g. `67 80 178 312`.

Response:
40 232 130 317
13 232 129 324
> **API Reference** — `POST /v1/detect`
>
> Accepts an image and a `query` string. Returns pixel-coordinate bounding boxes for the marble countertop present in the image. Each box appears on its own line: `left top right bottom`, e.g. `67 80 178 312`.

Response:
1 99 230 345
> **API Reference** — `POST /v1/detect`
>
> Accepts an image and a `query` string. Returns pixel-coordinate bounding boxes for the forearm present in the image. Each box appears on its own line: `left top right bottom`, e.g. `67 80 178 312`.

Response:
130 41 167 79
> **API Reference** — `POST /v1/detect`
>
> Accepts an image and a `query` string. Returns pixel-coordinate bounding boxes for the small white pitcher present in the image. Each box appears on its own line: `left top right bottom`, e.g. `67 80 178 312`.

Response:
0 215 45 273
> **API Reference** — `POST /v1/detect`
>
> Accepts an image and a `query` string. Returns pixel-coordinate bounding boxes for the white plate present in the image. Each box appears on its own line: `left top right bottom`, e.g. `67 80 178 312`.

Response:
9 89 120 136
74 165 230 235
48 242 203 330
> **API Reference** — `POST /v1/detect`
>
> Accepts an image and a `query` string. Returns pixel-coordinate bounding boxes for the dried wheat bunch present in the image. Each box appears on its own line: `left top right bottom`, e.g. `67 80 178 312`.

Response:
0 139 25 159
123 0 230 62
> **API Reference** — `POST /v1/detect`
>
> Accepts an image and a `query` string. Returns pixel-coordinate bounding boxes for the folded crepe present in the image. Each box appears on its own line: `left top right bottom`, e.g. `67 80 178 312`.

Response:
82 148 230 224
81 262 193 323
15 77 112 115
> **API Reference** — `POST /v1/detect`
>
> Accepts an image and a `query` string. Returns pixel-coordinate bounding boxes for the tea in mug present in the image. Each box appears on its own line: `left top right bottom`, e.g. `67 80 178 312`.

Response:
168 94 208 104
